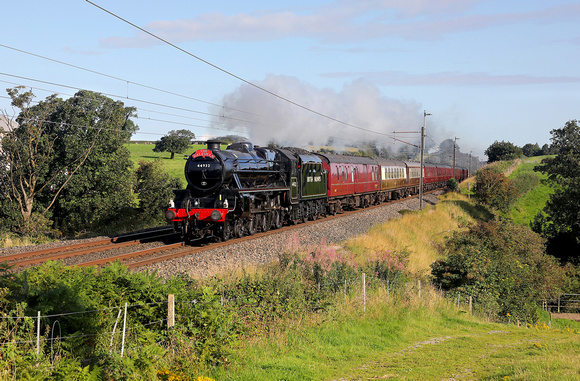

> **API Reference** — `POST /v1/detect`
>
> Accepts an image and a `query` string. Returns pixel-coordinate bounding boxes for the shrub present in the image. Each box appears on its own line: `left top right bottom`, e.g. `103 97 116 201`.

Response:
431 219 565 323
446 178 458 192
473 167 518 211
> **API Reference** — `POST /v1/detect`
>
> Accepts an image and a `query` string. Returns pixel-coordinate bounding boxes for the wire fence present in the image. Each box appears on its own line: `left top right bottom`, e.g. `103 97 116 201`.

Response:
540 294 580 314
0 273 432 363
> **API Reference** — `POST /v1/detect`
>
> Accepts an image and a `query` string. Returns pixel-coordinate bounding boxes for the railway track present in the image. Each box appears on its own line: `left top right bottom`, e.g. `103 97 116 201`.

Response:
5 190 440 271
1 227 178 269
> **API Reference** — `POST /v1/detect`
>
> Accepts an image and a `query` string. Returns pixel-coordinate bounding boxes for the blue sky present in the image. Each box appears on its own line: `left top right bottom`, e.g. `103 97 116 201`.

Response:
1 0 579 160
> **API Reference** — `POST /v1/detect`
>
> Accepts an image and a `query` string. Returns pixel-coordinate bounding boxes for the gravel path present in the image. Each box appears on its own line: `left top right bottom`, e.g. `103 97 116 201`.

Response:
149 191 443 279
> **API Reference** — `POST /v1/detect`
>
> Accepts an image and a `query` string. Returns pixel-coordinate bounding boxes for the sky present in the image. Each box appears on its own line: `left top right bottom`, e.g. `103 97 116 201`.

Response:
1 0 579 160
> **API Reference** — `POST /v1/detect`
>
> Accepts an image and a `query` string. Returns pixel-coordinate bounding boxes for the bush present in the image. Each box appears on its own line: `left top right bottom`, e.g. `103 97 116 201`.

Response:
431 219 565 323
134 159 181 221
446 178 458 192
473 167 518 211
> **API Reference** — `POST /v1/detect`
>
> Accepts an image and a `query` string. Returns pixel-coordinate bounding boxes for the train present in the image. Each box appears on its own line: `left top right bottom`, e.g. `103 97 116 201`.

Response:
165 140 467 242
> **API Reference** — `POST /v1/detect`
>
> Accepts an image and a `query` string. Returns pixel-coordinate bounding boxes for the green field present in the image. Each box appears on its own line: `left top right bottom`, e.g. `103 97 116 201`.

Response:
126 142 209 188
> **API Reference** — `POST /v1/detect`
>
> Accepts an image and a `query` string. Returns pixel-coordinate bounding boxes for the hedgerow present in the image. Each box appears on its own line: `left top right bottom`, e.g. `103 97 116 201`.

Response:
0 244 407 379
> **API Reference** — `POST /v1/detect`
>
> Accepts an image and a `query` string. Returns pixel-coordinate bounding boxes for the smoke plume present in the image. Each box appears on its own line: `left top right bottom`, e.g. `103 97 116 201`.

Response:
211 74 425 151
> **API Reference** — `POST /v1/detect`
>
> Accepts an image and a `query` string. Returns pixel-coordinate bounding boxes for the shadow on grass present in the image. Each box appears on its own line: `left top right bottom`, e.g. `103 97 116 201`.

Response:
140 155 188 160
441 199 495 222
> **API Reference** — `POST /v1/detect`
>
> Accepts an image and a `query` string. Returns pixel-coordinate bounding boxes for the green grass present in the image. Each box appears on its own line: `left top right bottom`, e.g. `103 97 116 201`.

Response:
125 142 213 188
207 289 580 380
506 156 555 226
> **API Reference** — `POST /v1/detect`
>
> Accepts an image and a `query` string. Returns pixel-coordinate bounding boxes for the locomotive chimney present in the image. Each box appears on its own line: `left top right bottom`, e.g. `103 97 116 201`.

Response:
206 140 222 151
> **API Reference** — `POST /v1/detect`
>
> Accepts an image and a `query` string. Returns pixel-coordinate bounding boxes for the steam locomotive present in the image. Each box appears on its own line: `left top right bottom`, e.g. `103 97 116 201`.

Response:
165 140 467 242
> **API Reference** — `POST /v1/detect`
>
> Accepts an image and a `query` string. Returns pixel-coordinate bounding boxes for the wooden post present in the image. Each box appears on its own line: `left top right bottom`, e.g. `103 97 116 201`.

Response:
36 311 41 357
418 280 421 299
362 273 366 312
168 294 175 329
558 296 560 313
110 308 123 353
121 302 128 357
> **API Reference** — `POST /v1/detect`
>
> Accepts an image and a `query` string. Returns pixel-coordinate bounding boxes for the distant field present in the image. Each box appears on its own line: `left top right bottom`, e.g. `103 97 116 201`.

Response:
125 142 207 188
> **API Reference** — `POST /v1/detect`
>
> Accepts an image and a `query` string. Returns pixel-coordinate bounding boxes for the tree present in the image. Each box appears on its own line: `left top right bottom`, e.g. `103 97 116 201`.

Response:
48 90 138 233
0 87 138 234
484 140 523 162
153 129 195 159
532 120 580 260
521 143 541 157
472 167 518 212
134 159 181 220
540 143 557 156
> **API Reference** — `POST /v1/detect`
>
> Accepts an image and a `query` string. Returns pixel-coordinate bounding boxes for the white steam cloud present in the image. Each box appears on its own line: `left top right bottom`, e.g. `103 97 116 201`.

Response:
211 75 424 150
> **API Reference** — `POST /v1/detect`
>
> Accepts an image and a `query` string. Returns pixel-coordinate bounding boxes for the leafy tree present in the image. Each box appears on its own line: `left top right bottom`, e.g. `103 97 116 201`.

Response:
153 129 195 159
484 140 523 162
0 87 138 235
472 167 518 211
431 219 564 322
521 143 541 157
134 159 181 220
540 143 557 155
47 91 138 233
532 120 580 261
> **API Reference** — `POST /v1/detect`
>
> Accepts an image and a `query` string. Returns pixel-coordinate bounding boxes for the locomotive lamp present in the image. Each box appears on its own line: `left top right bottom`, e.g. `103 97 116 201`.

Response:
210 210 222 221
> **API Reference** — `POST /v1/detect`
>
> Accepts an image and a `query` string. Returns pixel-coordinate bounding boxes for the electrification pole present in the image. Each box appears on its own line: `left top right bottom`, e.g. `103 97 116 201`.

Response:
419 111 431 210
453 137 460 179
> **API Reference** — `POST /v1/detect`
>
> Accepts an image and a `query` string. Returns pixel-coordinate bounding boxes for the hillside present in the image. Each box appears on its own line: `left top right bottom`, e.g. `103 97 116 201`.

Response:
505 156 555 226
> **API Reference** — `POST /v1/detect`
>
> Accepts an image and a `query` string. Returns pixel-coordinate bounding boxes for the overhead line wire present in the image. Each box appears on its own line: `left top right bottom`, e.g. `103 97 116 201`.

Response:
0 73 258 125
0 43 255 116
85 0 402 141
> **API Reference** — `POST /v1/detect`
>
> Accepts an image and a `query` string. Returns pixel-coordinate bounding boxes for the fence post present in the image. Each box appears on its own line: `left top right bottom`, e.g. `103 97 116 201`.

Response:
110 308 123 353
168 294 175 329
418 280 421 300
558 296 560 313
36 311 41 357
363 273 366 313
121 302 128 357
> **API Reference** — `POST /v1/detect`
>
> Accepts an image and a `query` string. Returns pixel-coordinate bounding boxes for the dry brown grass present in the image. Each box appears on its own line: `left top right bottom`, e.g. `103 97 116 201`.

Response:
344 193 476 276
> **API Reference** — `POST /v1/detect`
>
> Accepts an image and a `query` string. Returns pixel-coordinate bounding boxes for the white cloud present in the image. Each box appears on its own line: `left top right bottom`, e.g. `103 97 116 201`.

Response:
99 2 579 48
322 70 580 87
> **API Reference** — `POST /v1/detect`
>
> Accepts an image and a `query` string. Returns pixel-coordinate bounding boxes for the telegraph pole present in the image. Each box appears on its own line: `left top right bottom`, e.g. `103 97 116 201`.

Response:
419 111 431 210
453 137 460 179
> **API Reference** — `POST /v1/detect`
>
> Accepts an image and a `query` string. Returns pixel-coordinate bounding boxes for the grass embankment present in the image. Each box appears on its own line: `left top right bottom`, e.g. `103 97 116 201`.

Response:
506 156 554 226
213 290 580 380
208 192 579 380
